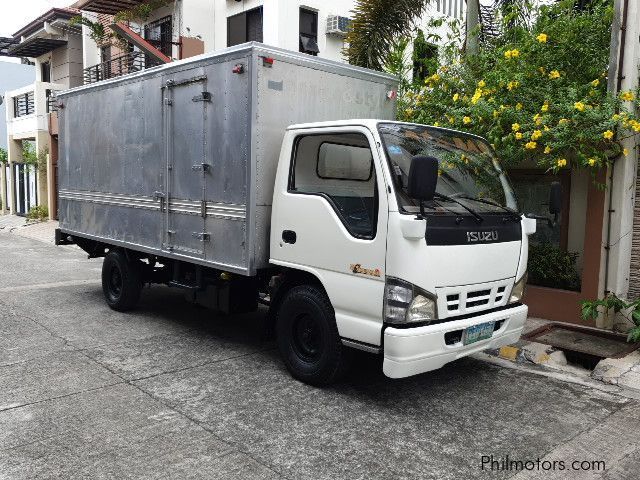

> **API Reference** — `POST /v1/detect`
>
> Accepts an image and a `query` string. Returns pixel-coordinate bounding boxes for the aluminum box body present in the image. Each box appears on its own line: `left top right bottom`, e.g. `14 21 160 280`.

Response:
57 43 398 275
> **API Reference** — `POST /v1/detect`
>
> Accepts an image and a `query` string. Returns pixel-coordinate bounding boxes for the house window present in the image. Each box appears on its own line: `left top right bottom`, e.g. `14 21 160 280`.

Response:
13 91 35 118
227 7 264 47
144 16 173 57
299 8 319 55
41 61 51 82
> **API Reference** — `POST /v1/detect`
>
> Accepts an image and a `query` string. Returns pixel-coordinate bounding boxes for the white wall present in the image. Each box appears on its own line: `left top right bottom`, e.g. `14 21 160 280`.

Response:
5 81 64 139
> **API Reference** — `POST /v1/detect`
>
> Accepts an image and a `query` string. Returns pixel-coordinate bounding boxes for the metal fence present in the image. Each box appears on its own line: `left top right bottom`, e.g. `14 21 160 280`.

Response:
83 51 163 85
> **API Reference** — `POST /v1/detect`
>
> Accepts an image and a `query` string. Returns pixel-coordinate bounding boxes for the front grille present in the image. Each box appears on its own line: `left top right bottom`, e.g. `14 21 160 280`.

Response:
444 283 509 313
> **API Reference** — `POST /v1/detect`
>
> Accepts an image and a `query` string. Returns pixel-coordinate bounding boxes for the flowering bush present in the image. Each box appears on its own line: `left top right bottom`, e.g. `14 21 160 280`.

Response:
398 0 639 173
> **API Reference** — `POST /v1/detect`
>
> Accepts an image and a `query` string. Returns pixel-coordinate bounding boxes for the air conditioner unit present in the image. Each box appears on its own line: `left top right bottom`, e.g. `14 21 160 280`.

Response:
326 15 350 36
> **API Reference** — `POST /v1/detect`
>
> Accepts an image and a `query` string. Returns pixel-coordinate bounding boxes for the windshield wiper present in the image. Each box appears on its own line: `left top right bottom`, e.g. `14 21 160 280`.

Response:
433 193 484 223
455 195 521 221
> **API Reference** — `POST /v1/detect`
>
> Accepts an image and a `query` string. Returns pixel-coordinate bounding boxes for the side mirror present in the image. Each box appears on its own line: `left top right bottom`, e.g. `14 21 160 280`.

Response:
407 155 439 202
549 181 562 216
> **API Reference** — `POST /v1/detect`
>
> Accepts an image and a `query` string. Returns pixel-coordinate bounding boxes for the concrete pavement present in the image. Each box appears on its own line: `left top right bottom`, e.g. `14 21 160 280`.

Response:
1 232 640 479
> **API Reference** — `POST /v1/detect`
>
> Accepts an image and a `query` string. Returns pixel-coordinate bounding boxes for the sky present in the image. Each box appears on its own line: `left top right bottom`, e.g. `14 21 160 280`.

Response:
1 0 71 63
1 0 71 37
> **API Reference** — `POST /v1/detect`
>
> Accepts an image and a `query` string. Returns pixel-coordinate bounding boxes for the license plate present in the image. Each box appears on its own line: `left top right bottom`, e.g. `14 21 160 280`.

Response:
463 321 495 345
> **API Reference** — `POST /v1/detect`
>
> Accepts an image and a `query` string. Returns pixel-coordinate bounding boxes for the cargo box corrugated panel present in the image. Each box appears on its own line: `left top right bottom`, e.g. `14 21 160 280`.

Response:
57 43 398 275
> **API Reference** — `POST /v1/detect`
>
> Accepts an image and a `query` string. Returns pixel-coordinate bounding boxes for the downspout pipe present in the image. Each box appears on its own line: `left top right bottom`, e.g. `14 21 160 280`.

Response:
604 0 630 295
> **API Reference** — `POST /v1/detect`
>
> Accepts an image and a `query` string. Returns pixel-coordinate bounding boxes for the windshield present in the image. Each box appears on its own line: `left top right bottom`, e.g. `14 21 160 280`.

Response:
378 123 519 215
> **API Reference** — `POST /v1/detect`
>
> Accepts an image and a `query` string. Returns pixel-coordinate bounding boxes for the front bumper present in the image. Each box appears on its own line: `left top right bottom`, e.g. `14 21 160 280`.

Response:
383 304 528 378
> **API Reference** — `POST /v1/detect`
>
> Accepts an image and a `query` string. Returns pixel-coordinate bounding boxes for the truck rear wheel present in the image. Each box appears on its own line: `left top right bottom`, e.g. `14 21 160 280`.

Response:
102 250 142 311
276 285 347 386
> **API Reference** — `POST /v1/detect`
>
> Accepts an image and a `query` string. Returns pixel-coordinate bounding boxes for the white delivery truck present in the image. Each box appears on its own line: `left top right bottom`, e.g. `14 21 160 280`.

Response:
56 43 556 385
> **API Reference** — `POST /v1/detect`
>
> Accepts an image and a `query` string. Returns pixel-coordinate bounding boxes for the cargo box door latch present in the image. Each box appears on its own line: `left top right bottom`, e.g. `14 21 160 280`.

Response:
192 232 211 242
192 92 212 103
191 163 211 172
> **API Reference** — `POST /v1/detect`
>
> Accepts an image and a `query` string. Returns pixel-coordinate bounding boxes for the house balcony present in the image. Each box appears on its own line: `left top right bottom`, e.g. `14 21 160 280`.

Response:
5 82 65 140
83 50 163 84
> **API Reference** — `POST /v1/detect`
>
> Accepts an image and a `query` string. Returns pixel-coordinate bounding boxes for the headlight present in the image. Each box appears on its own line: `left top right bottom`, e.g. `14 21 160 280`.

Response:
510 273 528 304
384 277 437 325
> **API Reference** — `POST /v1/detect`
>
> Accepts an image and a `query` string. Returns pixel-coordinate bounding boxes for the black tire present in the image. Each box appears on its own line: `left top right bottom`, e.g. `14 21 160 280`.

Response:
276 285 348 386
101 250 142 311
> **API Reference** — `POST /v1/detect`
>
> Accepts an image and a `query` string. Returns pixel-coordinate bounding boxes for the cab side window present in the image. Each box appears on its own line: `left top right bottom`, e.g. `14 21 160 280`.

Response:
290 132 378 239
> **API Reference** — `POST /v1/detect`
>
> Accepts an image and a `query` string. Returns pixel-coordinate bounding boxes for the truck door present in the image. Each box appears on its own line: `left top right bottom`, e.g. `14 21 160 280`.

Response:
272 127 389 346
161 74 210 258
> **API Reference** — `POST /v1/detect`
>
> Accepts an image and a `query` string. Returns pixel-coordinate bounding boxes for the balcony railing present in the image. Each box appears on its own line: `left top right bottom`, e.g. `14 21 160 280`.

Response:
83 51 163 85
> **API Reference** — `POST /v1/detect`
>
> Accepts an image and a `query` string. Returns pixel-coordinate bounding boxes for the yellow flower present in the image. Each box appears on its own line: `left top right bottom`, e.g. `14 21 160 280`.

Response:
591 79 600 87
603 130 614 140
446 115 454 124
478 80 486 88
574 101 586 111
623 148 629 156
433 121 440 127
533 113 543 125
558 118 569 125
504 49 519 59
536 33 548 43
531 130 542 140
588 158 597 167
516 102 523 110
525 141 537 150
620 91 635 102
515 132 523 140
471 89 482 104
463 116 472 124
612 114 621 121
507 81 519 91
453 93 460 102
512 123 521 132
548 70 561 79
544 125 550 132
404 108 413 116
426 73 440 84
544 146 551 154
493 110 500 119
557 158 567 168
541 102 549 112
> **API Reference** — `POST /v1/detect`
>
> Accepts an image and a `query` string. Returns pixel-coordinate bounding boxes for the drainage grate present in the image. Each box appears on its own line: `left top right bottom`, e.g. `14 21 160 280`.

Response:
523 323 640 359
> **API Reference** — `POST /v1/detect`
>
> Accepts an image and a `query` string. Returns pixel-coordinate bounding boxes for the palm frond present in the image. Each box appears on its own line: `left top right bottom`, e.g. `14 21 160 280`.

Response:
346 0 432 70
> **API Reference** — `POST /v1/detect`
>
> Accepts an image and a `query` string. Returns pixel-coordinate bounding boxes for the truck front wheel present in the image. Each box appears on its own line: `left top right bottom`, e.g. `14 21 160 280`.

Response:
276 285 347 385
102 250 142 311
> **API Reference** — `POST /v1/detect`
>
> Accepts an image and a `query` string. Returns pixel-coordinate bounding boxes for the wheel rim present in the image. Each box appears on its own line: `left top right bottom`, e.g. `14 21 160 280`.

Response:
109 265 123 298
291 313 322 362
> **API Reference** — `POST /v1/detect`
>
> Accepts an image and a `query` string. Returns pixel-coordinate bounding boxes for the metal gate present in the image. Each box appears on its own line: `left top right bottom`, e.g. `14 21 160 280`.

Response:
13 163 37 216
161 73 210 257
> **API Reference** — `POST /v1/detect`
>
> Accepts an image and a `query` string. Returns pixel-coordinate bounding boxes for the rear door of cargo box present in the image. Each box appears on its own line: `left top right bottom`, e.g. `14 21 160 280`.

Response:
202 55 251 274
160 67 209 258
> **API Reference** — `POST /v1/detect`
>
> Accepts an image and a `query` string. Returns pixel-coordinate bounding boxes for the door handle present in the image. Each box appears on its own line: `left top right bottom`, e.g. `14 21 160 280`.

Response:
282 230 297 244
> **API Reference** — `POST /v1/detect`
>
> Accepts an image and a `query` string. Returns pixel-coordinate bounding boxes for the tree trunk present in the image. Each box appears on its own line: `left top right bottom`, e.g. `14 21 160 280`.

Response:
465 0 480 55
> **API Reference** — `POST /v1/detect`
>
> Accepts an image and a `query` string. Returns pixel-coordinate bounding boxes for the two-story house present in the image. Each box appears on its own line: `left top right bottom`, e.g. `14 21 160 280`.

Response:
1 7 83 219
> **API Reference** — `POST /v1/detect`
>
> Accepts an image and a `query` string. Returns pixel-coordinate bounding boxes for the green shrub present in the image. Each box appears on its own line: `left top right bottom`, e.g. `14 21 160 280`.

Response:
27 205 49 222
528 242 581 291
582 294 640 342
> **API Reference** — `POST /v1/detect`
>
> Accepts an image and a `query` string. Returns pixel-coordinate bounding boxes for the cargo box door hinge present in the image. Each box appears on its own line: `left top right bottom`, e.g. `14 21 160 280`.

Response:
192 232 211 242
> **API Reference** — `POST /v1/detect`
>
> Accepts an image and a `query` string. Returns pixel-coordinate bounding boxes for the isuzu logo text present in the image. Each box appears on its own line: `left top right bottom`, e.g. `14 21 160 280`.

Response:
466 231 499 243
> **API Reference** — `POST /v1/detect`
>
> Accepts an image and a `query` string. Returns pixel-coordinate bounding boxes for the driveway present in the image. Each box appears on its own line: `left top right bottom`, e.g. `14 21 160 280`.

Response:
0 233 638 479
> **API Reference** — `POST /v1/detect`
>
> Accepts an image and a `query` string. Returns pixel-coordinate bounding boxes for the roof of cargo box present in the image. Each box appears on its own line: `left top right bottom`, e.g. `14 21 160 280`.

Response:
57 42 399 98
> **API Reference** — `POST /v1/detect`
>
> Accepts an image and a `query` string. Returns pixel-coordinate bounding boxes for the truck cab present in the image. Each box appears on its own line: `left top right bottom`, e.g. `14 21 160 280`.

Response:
269 120 536 383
